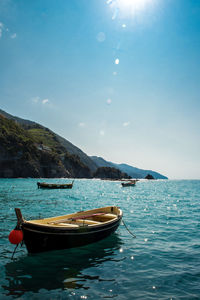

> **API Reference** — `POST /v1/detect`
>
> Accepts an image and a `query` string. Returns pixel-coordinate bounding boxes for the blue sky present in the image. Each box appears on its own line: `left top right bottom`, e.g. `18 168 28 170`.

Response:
0 0 200 179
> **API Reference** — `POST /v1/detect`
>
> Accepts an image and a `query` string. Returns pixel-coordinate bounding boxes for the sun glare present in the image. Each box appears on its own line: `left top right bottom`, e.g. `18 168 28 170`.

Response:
117 0 152 10
108 0 154 18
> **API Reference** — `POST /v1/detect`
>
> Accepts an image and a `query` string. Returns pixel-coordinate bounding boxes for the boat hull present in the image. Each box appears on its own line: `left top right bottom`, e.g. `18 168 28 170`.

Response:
37 182 73 189
121 183 135 187
22 217 122 253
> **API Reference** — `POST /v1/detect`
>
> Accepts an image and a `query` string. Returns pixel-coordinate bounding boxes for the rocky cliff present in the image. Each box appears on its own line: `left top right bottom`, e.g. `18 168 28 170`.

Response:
0 113 91 178
0 109 97 173
93 167 131 180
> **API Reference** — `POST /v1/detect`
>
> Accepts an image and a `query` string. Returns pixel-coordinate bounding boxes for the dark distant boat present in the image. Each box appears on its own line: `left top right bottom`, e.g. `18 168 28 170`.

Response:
121 180 136 187
37 181 74 189
13 206 123 253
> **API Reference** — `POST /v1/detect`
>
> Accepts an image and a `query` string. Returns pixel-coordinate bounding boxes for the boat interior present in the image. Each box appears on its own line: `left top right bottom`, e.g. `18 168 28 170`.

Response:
25 206 122 228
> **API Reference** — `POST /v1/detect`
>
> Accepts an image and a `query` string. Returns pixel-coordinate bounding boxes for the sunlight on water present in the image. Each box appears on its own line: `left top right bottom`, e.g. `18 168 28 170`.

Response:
0 179 200 299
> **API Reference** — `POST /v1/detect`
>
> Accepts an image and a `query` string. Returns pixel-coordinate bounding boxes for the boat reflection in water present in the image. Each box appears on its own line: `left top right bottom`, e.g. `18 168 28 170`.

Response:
3 234 124 297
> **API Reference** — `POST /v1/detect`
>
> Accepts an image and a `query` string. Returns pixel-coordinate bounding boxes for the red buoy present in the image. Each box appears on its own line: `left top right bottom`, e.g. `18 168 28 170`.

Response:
9 229 23 245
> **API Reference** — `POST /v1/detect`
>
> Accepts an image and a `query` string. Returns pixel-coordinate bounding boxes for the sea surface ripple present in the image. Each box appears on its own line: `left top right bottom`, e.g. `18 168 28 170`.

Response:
0 178 200 299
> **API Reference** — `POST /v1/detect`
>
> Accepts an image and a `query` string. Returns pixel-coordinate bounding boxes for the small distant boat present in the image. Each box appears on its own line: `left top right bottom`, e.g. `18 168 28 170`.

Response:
121 180 136 187
37 181 74 189
12 206 123 253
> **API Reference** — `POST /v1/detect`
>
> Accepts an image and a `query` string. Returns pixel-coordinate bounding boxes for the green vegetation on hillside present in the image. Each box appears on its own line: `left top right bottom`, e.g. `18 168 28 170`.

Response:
0 114 35 155
0 114 92 178
28 128 60 150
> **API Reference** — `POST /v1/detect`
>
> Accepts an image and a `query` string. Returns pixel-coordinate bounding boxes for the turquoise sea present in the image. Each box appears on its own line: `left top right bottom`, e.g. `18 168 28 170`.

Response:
0 178 200 299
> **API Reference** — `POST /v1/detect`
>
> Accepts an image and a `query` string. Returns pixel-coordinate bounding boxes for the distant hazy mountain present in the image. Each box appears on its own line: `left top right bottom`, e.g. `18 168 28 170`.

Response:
90 156 168 179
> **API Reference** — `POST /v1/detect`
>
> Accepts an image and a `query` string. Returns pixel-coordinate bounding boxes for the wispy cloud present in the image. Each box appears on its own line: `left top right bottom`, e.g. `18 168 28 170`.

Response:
42 99 49 104
31 96 51 106
31 96 39 103
100 130 105 136
123 121 130 127
79 122 86 127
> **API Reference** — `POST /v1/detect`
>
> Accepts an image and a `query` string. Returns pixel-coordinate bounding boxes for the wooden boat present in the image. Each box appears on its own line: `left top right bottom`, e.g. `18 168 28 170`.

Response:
37 181 73 189
121 180 136 187
14 206 123 253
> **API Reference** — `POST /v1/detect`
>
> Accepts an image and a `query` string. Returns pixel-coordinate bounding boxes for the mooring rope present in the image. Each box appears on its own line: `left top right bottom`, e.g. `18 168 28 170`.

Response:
11 240 24 260
11 244 19 260
122 219 136 238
